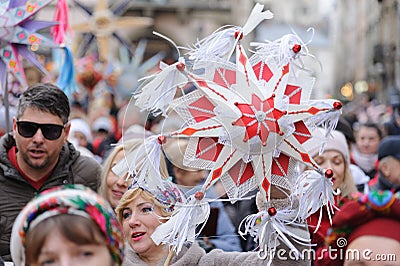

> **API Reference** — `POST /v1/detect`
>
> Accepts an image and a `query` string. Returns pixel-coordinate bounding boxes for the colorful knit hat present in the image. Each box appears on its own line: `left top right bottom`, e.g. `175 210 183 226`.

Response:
11 184 124 266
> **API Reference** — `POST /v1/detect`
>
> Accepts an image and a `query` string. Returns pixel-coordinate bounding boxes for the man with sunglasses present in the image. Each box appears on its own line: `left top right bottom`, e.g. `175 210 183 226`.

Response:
0 83 101 262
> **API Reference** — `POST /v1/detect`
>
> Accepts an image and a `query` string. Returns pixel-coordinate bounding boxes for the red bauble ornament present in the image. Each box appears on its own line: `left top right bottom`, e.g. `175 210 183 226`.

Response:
157 135 167 144
333 101 342 110
292 44 301 53
195 191 204 201
268 207 277 216
325 169 334 178
176 62 185 71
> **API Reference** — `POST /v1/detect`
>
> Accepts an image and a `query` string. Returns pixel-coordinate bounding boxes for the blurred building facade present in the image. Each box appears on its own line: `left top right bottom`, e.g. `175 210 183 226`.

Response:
333 0 391 104
126 0 334 98
126 0 253 59
41 0 399 104
126 0 399 103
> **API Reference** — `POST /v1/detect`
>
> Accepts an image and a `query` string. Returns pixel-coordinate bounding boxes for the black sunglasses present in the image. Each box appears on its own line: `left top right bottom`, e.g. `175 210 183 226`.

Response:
16 121 66 140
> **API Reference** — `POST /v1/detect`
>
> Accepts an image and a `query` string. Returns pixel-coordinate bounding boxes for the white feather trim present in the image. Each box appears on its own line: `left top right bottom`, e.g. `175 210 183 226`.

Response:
239 207 309 265
151 194 210 254
250 28 319 75
188 3 272 64
112 135 165 190
242 3 274 35
188 25 242 64
251 33 306 70
294 170 339 228
134 58 188 116
305 103 341 152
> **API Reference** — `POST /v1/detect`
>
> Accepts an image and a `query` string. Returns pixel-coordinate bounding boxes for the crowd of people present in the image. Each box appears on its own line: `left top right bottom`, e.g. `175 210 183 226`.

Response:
0 79 398 266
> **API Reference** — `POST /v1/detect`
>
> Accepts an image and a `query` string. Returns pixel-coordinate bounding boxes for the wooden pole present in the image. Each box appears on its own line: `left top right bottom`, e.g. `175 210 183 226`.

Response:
163 247 174 266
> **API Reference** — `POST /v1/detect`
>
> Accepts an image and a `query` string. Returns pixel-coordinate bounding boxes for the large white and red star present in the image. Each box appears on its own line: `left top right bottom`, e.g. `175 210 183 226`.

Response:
166 42 341 201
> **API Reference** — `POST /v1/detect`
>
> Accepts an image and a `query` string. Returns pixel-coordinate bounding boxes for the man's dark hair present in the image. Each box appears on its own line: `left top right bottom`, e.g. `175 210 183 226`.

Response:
16 83 70 124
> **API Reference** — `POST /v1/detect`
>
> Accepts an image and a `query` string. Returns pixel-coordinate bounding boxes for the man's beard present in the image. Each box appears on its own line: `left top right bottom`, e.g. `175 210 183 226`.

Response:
21 151 50 170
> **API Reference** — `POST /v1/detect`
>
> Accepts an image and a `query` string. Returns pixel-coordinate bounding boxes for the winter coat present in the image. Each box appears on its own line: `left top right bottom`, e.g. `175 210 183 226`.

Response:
0 133 101 261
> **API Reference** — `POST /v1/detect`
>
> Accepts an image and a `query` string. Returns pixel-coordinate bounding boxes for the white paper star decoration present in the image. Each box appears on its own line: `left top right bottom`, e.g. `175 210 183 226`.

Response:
127 2 342 256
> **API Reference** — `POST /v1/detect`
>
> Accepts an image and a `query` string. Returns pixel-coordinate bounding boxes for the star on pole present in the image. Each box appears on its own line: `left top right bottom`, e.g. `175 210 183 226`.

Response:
72 0 153 62
167 43 341 201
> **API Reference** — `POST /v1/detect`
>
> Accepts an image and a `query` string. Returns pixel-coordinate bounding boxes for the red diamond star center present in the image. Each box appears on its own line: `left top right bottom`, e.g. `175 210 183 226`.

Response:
232 93 286 146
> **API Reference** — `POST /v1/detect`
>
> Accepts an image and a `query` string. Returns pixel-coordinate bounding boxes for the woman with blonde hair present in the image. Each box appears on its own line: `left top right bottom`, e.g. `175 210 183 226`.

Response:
115 178 311 266
304 128 358 251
